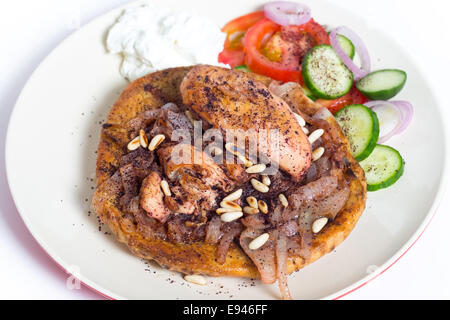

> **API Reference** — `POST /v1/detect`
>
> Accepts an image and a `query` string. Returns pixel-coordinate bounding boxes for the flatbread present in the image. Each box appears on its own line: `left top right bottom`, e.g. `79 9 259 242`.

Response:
92 66 366 278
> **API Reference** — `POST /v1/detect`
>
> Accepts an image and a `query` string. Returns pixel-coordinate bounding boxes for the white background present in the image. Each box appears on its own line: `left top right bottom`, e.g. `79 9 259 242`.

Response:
0 0 449 299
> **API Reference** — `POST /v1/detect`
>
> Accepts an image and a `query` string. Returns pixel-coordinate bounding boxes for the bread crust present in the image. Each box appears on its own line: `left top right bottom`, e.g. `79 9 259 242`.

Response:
92 66 366 278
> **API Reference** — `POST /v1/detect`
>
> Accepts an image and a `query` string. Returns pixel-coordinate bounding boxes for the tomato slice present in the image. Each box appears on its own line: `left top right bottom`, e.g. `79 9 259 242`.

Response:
222 11 265 51
222 11 266 34
219 11 265 67
349 86 369 104
219 13 330 83
279 19 330 51
243 18 330 83
218 48 245 68
244 18 302 83
298 19 330 46
317 86 368 114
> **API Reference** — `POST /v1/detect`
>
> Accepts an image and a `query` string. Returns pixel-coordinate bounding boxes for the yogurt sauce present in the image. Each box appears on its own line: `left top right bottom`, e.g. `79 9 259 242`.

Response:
107 4 227 81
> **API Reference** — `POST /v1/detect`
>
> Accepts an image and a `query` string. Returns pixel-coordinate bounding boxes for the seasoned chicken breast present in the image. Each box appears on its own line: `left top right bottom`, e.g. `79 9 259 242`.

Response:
180 65 312 182
140 171 172 223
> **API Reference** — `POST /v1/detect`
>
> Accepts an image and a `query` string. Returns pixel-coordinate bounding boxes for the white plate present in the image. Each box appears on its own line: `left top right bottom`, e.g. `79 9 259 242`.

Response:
6 0 447 300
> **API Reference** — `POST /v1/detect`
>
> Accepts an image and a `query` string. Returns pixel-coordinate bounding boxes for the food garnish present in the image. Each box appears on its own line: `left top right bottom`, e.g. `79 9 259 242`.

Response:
359 145 405 191
218 1 414 191
263 1 311 26
364 100 414 144
329 26 371 80
356 69 408 101
302 44 354 99
335 104 380 162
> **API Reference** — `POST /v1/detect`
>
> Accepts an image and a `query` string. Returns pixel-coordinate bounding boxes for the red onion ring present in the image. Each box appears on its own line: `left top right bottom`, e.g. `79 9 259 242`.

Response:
365 100 414 143
330 26 371 80
392 101 414 133
264 1 311 26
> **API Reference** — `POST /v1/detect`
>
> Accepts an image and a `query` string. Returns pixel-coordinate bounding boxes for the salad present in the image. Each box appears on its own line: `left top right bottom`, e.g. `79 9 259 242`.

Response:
218 1 413 192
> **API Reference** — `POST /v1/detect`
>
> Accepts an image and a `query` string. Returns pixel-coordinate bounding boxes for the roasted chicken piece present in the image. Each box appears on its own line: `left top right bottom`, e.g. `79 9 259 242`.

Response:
157 143 235 215
180 65 312 182
157 143 234 192
140 171 172 223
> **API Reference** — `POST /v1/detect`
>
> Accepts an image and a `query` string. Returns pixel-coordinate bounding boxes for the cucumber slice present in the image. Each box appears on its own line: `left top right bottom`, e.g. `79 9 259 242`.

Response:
359 145 405 191
337 34 355 60
302 45 354 100
234 65 250 72
356 69 407 100
335 104 379 161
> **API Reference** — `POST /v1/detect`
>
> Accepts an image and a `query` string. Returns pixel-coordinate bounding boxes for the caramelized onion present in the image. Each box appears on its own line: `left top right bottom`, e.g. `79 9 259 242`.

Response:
275 231 292 300
312 186 350 220
289 175 338 207
280 221 299 237
268 81 298 97
205 216 223 244
312 107 334 121
240 229 277 284
241 214 268 230
217 222 242 264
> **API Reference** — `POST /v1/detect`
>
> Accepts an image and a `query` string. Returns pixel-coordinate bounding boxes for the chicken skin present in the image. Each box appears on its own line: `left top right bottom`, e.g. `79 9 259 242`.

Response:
180 65 311 182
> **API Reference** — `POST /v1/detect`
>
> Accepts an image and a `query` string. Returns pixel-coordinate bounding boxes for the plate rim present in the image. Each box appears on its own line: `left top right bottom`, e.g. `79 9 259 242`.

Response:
5 0 449 300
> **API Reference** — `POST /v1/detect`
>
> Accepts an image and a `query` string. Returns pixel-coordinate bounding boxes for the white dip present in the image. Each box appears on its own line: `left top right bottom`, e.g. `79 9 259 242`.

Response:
107 4 227 81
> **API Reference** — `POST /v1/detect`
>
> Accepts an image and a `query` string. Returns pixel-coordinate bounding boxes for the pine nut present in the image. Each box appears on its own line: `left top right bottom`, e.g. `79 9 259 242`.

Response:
246 196 258 209
251 178 269 193
225 143 253 167
246 164 267 174
127 136 140 151
160 180 171 197
139 130 148 148
148 134 165 151
243 206 259 215
261 175 271 186
216 207 238 215
237 154 253 168
308 129 324 144
312 217 328 234
223 189 243 202
220 211 243 223
184 274 207 286
302 126 309 135
258 200 268 214
312 147 325 162
248 233 270 250
294 113 306 127
279 194 289 207
185 110 195 126
220 200 242 211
